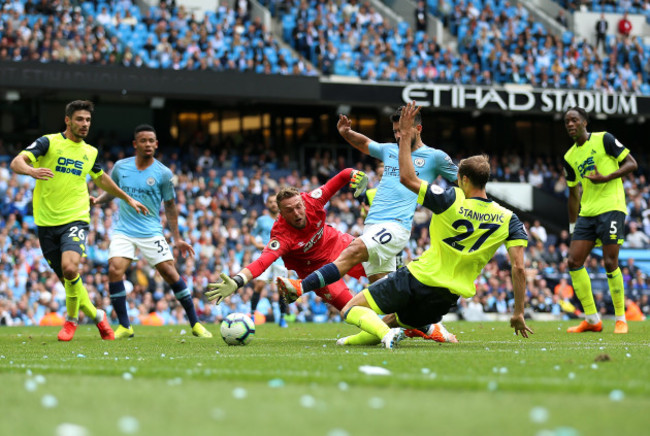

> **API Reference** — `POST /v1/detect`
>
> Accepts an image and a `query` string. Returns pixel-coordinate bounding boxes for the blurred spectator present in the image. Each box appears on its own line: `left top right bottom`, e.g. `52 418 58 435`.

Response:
556 9 568 27
415 1 428 32
618 12 632 38
595 13 608 51
626 221 650 248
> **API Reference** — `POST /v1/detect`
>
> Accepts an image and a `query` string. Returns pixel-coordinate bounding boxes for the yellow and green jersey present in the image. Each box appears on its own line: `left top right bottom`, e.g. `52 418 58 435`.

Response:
563 131 629 217
365 188 377 206
407 183 527 298
20 133 103 226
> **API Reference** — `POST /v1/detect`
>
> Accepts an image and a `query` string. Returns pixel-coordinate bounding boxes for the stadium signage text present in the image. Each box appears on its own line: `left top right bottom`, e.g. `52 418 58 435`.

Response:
402 84 638 115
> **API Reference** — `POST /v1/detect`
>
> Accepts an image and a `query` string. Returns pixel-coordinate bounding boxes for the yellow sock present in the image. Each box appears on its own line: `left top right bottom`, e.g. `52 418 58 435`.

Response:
343 331 381 345
344 306 390 339
607 267 626 317
570 267 597 316
64 275 81 319
72 275 98 321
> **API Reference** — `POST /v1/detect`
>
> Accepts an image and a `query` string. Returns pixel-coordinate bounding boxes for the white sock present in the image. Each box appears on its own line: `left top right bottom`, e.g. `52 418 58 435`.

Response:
615 315 627 323
94 309 104 324
585 313 600 324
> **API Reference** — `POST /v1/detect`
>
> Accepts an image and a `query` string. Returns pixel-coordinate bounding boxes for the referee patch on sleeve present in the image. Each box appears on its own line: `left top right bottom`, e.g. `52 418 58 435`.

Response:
430 184 444 195
615 139 624 148
310 188 323 199
268 240 281 250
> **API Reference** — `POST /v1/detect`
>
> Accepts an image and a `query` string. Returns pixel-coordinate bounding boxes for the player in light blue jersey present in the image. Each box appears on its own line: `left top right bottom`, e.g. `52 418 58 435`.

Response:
249 194 290 327
93 125 212 339
278 106 459 343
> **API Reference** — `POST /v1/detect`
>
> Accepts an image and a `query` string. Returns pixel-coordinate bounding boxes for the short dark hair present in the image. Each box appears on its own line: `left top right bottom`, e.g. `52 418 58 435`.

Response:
134 124 156 137
65 100 94 118
564 106 589 123
458 154 490 189
390 106 422 125
276 186 300 205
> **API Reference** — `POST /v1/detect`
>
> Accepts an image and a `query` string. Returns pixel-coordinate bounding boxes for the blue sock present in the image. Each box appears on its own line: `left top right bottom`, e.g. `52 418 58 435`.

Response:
302 263 341 293
109 281 130 328
172 278 199 327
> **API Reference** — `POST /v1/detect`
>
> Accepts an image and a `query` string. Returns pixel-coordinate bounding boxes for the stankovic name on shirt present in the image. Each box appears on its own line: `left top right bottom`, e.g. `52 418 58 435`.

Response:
458 207 505 223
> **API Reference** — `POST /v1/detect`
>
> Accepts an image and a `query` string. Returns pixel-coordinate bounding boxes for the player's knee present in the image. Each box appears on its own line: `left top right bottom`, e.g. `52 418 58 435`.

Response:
61 263 78 280
107 263 123 280
603 257 619 272
341 303 354 319
567 256 582 270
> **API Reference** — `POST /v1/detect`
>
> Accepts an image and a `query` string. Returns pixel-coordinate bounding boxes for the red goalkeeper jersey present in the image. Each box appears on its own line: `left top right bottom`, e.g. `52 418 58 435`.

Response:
247 169 364 279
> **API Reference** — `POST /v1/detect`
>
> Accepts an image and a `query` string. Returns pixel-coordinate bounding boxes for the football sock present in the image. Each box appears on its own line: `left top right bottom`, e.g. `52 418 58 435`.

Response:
343 331 381 345
250 291 261 313
109 281 130 328
569 266 598 320
172 278 198 327
302 263 341 292
606 267 626 318
64 275 81 320
344 306 390 339
78 279 98 321
279 296 288 317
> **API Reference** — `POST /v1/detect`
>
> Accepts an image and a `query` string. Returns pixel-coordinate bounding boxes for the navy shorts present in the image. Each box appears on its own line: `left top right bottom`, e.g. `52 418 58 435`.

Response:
368 267 459 328
37 221 89 278
573 211 625 245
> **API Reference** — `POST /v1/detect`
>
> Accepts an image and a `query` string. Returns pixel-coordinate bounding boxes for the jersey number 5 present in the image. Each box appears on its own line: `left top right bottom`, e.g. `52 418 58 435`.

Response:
443 219 500 252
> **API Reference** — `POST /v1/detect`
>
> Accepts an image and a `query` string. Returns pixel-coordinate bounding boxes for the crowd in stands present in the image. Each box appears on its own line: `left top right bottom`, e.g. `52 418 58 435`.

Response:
1 133 650 328
1 0 650 93
0 0 317 74
554 0 650 23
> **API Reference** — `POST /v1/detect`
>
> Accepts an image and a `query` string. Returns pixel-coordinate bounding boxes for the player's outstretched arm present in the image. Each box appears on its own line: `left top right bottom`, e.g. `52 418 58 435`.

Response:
90 192 115 206
507 245 533 338
10 153 53 180
337 114 372 155
206 269 254 304
397 101 424 194
164 199 194 258
94 172 149 215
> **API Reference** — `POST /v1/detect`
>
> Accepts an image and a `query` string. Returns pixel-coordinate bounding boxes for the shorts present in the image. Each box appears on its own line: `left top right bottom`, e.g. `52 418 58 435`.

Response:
359 222 410 276
38 221 89 278
109 233 174 266
256 259 288 283
315 279 354 312
366 267 459 328
573 211 625 245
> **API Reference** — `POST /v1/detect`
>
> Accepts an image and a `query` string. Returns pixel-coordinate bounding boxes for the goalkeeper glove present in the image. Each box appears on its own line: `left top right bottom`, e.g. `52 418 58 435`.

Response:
206 273 241 305
350 170 368 198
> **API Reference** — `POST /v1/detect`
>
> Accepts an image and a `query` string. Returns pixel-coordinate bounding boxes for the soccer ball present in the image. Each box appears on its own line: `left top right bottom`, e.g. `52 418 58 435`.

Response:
220 313 255 345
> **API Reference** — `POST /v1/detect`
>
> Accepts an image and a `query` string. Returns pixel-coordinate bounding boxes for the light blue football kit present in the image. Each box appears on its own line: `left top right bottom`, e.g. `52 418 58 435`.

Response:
366 141 458 229
111 157 175 238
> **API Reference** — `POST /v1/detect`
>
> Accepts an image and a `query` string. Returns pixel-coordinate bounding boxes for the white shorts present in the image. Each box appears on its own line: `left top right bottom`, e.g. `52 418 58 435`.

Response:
108 233 174 266
359 222 410 276
256 259 288 283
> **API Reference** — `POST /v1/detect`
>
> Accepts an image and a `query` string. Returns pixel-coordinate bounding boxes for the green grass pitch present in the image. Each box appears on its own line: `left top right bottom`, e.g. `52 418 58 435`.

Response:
1 321 649 436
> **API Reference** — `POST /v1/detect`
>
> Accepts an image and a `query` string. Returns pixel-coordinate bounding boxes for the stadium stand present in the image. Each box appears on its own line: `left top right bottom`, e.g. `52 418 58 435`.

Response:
0 0 649 92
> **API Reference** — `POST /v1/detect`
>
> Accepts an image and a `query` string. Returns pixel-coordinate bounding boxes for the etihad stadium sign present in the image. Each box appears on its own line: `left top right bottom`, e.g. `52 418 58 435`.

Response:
402 84 639 115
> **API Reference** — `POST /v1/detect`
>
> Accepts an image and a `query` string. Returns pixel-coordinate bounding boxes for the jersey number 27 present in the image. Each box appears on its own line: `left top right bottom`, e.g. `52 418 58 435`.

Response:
443 219 500 252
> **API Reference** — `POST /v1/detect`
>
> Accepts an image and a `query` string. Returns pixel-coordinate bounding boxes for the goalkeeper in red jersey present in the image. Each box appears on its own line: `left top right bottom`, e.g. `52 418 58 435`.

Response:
205 169 368 311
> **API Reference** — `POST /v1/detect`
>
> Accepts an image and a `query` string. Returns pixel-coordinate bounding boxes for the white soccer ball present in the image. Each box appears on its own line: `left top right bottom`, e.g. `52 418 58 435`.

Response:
220 313 255 345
